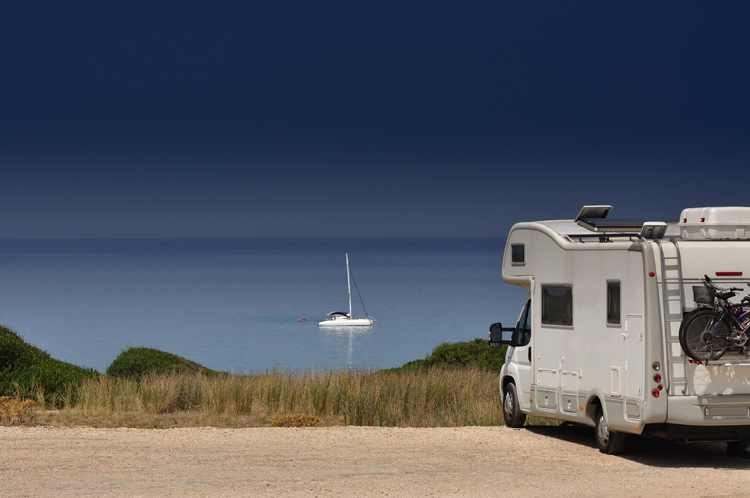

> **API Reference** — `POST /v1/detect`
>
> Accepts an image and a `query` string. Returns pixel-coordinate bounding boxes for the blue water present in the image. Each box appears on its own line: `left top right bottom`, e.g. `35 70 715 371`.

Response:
0 238 528 373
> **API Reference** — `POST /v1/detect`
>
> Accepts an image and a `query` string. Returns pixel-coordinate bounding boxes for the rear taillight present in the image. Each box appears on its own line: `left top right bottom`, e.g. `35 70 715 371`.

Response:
653 373 661 383
651 388 660 398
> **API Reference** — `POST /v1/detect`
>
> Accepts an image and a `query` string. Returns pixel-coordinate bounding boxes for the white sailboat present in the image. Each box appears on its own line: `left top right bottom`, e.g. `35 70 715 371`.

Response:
318 254 374 327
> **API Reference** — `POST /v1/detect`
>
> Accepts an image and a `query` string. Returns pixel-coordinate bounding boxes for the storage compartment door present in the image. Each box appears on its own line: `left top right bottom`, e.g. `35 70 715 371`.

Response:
624 314 644 420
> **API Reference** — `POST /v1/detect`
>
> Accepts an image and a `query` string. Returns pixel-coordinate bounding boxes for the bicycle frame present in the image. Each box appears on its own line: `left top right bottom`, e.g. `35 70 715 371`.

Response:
680 277 750 362
702 282 749 346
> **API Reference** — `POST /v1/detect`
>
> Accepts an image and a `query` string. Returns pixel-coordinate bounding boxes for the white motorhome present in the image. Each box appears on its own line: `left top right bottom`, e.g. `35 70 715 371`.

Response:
489 205 750 455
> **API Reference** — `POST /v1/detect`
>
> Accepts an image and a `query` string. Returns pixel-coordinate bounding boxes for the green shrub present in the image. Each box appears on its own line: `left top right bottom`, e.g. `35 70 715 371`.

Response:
395 338 507 372
106 347 216 380
0 325 98 406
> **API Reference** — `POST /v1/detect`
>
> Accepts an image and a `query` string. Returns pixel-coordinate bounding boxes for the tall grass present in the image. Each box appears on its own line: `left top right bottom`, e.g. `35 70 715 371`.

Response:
55 367 503 427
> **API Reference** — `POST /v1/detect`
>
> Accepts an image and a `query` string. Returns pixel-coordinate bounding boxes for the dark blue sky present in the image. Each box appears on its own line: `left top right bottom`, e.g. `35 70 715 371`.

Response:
1 1 748 238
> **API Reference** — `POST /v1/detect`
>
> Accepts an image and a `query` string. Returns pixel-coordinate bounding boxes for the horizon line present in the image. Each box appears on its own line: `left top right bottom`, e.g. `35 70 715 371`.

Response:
0 235 508 241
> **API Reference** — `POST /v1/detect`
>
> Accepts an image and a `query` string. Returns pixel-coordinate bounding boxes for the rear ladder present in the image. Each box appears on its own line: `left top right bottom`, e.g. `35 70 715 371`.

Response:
655 238 687 395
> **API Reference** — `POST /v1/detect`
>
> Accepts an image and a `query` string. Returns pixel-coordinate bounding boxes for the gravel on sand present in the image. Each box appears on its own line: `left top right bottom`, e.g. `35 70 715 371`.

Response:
2 425 749 497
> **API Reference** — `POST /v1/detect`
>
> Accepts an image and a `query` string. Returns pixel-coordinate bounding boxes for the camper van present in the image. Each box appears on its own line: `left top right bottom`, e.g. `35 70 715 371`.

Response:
489 205 750 455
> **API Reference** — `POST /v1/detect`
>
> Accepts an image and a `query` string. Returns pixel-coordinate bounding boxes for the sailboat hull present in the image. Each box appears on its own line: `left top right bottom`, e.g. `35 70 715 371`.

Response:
318 318 373 326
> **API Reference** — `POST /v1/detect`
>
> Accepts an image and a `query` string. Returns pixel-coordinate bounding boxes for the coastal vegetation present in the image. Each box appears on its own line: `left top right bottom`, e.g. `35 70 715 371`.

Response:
0 396 36 424
106 347 217 380
272 414 321 427
0 325 97 407
395 338 507 371
35 366 503 428
1 325 558 428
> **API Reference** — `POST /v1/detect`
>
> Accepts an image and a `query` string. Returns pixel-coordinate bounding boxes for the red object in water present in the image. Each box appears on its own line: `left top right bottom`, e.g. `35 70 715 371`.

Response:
298 318 308 322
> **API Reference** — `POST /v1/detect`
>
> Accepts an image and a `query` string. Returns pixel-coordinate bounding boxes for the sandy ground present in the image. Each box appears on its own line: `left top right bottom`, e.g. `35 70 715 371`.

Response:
2 424 749 497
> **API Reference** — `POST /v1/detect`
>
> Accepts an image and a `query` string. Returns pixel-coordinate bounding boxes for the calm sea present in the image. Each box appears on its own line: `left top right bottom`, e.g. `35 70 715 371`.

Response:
0 238 528 373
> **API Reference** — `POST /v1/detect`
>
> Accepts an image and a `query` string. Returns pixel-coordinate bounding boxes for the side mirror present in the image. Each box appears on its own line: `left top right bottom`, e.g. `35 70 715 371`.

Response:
488 323 517 348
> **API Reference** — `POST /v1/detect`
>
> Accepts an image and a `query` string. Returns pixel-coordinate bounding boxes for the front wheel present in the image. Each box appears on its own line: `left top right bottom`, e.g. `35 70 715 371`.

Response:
680 310 731 361
595 408 626 454
503 382 527 428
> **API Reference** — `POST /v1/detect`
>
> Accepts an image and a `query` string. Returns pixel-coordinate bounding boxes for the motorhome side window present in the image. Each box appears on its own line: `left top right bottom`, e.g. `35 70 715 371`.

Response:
511 244 525 264
607 281 621 325
541 285 573 326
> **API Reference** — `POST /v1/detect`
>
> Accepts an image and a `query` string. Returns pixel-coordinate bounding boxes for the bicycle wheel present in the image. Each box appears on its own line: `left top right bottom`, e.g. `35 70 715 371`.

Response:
678 308 710 355
680 310 731 361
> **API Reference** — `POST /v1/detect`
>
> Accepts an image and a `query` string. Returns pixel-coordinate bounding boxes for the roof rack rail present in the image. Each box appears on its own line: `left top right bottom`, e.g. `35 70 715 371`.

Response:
567 232 645 243
578 218 645 232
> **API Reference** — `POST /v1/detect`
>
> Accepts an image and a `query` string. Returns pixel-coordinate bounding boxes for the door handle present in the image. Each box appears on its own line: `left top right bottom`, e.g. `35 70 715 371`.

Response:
528 347 532 362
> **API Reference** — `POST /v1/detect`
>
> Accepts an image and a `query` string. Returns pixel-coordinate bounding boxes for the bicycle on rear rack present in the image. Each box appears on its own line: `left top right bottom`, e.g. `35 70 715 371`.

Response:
679 275 750 362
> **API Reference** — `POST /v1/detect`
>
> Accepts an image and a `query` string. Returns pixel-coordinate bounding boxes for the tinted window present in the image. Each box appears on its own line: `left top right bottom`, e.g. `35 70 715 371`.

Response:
542 285 573 326
607 281 621 325
511 244 525 263
515 301 531 346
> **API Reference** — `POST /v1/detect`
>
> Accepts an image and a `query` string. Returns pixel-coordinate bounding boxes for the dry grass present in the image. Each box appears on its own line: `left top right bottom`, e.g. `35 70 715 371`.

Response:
33 410 282 429
24 367 564 429
0 396 36 425
31 367 510 428
527 416 561 426
271 414 320 427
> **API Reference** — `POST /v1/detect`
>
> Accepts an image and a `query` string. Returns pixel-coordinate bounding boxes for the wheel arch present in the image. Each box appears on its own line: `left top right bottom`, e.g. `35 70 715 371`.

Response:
583 390 606 427
500 358 519 395
501 373 516 397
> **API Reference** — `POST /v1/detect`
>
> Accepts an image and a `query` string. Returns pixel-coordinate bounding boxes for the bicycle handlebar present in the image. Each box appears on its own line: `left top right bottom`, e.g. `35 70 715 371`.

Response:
703 275 744 292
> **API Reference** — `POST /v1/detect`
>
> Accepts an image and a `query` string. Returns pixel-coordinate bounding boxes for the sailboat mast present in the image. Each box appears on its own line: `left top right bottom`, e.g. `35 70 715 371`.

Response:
346 253 352 317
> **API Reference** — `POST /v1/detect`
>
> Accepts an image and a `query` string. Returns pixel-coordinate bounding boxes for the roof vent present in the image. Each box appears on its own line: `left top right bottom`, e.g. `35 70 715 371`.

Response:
574 205 612 222
640 222 667 239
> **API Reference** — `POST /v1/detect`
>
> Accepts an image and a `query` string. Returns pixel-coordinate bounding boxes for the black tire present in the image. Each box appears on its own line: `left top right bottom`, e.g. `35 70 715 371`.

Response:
678 308 708 351
680 310 731 361
594 408 626 455
678 308 715 357
502 382 527 428
727 437 750 457
678 310 699 359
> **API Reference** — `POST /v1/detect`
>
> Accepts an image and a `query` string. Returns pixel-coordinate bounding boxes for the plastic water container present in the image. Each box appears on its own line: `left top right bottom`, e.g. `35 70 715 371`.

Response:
679 207 750 239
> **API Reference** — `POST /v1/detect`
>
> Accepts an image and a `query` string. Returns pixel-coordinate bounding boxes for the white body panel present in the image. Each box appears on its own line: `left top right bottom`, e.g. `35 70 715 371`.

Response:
499 219 750 438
